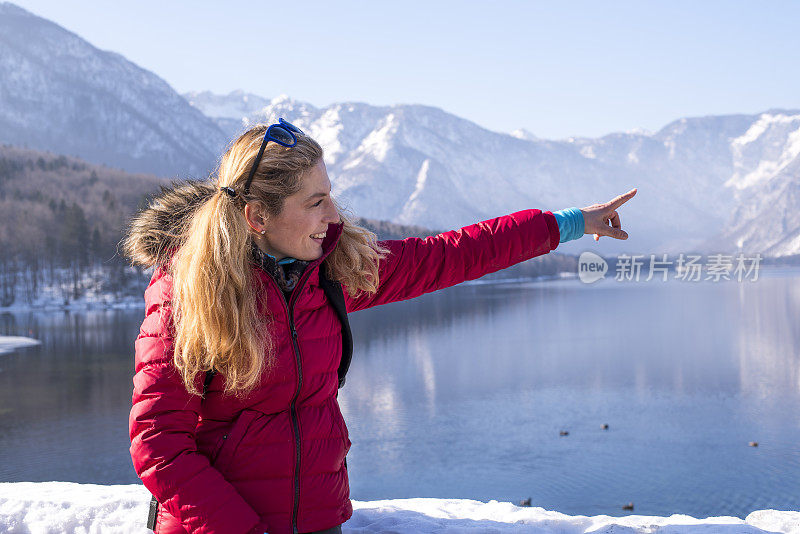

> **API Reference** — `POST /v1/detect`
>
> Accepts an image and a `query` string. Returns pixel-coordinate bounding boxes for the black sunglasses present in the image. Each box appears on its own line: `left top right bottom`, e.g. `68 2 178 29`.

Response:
242 118 304 195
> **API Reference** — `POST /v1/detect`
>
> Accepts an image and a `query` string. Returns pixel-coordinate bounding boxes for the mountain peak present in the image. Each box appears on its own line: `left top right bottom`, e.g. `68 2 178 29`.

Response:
182 90 271 120
510 128 538 141
270 94 294 106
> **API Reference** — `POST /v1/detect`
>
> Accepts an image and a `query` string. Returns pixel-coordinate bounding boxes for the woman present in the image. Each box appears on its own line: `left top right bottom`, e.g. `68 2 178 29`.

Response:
123 118 635 534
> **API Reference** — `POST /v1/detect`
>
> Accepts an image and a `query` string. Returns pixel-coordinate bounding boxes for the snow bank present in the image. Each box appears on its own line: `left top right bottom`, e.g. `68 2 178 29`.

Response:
1 482 798 533
0 336 41 355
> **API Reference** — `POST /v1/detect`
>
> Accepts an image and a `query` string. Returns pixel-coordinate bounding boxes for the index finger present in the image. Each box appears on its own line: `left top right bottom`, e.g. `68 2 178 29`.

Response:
608 188 637 210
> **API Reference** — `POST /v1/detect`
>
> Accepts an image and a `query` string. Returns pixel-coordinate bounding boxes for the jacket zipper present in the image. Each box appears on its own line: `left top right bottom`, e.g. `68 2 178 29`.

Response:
253 241 338 533
260 266 316 534
289 324 302 534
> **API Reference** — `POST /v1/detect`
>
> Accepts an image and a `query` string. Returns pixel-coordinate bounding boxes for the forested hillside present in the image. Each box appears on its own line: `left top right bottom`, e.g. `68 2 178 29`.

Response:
0 145 164 306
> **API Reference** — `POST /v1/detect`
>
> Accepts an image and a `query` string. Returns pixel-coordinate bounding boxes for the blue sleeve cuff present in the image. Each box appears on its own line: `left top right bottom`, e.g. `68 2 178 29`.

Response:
553 207 585 243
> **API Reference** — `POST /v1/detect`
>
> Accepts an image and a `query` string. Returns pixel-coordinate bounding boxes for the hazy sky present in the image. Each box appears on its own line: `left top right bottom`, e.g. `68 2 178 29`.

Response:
10 0 800 139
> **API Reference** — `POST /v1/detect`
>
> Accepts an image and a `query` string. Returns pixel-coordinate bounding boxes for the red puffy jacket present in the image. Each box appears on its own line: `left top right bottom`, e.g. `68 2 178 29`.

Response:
129 204 560 534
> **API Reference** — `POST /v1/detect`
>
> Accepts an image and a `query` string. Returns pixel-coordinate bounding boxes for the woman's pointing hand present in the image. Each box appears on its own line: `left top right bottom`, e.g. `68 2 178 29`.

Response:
581 188 637 241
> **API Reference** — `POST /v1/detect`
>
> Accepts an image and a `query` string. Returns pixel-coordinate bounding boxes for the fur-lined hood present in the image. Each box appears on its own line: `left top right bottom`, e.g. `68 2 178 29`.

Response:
122 179 217 269
122 179 346 270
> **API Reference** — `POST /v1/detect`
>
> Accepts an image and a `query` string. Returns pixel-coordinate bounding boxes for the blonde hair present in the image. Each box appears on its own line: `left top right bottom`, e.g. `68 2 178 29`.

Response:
126 125 386 398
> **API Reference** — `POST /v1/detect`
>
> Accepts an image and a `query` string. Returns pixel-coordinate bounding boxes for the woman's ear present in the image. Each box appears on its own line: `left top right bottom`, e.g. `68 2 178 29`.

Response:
244 202 268 234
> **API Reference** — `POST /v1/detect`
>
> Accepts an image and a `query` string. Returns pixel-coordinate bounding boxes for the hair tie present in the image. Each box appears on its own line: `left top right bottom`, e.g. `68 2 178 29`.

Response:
220 186 238 199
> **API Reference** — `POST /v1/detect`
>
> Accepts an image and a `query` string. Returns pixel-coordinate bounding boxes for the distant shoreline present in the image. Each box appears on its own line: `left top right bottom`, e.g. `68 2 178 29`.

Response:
4 265 800 314
0 296 144 314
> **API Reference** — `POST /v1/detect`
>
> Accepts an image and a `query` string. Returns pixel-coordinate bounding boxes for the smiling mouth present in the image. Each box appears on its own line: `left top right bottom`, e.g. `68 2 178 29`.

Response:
310 232 326 240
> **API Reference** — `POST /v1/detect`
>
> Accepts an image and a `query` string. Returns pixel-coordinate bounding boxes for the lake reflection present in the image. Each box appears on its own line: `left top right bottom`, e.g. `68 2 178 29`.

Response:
1 271 799 519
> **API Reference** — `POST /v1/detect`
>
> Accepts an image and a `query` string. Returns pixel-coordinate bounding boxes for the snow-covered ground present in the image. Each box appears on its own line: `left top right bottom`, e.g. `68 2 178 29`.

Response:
0 482 797 533
0 336 41 355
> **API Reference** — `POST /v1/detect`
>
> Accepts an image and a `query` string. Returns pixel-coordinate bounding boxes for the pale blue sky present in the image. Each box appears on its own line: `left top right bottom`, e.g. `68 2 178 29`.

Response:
11 0 800 139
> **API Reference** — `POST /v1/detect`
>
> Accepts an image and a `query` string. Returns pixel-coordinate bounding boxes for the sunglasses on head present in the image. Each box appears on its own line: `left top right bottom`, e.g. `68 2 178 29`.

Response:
241 118 304 196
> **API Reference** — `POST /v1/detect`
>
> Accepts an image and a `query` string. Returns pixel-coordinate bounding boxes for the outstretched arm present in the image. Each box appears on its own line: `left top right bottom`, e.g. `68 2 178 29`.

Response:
344 188 637 312
344 208 560 312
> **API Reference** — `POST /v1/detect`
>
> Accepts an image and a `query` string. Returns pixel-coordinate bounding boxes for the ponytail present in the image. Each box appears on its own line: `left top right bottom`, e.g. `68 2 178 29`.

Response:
170 189 271 398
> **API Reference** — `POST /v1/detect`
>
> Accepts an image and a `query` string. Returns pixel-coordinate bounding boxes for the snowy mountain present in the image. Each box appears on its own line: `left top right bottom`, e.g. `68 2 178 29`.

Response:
181 89 271 140
185 89 800 256
510 128 538 141
185 92 800 255
0 2 227 178
704 112 800 256
3 0 798 255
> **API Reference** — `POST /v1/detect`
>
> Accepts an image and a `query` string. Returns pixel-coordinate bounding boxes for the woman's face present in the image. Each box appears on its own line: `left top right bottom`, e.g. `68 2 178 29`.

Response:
253 159 340 261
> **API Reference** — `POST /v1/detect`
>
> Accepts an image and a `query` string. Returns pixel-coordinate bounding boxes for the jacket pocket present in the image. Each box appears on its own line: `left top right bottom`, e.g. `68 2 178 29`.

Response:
329 400 351 465
327 399 348 439
211 409 259 473
208 431 228 465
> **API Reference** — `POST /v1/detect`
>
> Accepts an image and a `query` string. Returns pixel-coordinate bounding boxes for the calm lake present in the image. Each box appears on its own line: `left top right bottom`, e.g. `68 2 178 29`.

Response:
1 269 799 519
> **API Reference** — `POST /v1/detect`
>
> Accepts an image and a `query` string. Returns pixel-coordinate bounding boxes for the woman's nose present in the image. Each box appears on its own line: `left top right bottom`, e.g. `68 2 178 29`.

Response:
323 199 339 223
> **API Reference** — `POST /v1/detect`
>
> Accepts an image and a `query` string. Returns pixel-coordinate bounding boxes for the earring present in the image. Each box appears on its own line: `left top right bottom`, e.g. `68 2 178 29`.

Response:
260 230 266 235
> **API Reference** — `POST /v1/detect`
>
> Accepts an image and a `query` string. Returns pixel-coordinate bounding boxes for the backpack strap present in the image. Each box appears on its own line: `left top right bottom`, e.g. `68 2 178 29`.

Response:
203 368 216 397
318 265 353 388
